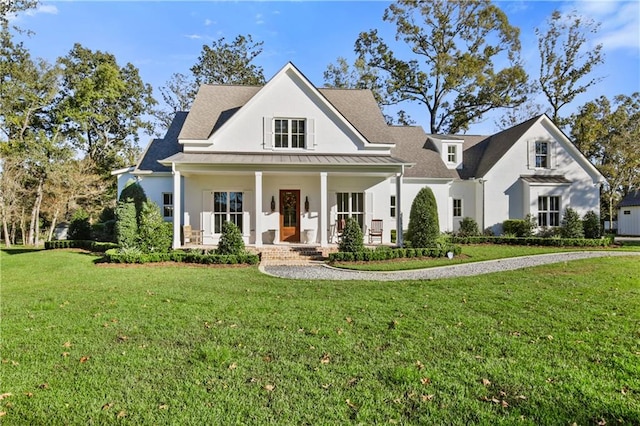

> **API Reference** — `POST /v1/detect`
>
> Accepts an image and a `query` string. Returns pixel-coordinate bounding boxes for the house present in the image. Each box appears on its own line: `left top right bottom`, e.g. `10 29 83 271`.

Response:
618 190 640 236
114 62 605 248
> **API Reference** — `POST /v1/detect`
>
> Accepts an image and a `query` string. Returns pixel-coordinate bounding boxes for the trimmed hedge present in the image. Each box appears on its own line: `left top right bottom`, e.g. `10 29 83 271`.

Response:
450 235 613 247
44 240 119 252
103 249 259 265
328 245 461 263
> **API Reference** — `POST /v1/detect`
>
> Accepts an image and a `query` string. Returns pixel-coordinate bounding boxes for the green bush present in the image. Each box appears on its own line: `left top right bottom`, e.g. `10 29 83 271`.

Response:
119 180 147 224
115 200 138 249
68 208 92 240
339 217 364 253
582 210 601 239
458 217 479 237
406 187 439 247
45 240 118 252
328 245 462 263
103 248 259 265
217 221 245 255
138 200 172 253
450 236 611 247
502 215 535 237
560 207 584 238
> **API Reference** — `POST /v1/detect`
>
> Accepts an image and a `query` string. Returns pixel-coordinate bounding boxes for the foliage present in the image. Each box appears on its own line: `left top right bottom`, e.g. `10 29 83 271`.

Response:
406 187 439 247
104 248 259 265
536 10 603 126
137 200 172 253
216 221 245 255
114 199 138 249
329 245 461 262
353 0 528 133
44 240 118 252
502 215 536 237
450 235 611 247
118 180 147 223
338 217 365 253
457 217 480 237
582 210 601 239
154 72 198 128
570 93 640 224
67 208 92 240
560 207 584 238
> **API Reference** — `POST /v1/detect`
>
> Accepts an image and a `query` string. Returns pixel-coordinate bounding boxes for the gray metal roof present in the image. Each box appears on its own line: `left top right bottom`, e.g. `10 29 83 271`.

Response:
619 190 640 207
520 175 572 184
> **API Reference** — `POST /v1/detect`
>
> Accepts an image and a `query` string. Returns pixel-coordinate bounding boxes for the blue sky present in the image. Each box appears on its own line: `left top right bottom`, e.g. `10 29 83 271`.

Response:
12 1 640 136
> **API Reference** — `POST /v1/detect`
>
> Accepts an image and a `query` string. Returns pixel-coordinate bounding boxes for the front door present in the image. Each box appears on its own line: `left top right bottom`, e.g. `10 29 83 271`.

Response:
280 189 300 242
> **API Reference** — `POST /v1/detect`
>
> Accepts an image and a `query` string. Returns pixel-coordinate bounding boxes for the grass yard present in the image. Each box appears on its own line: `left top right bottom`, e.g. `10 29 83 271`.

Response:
1 248 639 424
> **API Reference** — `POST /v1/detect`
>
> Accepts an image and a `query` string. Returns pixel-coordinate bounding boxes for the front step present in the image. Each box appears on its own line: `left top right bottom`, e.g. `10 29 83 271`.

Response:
256 245 336 265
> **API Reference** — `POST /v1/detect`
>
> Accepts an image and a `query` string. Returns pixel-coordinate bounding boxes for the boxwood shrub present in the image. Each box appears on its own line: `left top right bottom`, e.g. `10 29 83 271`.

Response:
44 240 119 252
103 248 259 265
328 245 461 263
450 235 613 247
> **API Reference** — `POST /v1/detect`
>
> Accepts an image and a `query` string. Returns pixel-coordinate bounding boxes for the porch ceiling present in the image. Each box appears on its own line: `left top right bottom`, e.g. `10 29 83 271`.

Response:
160 152 412 175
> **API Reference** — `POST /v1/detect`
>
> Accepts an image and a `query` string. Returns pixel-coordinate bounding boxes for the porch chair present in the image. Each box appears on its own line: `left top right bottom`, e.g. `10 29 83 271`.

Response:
336 218 346 243
368 219 383 244
182 225 203 246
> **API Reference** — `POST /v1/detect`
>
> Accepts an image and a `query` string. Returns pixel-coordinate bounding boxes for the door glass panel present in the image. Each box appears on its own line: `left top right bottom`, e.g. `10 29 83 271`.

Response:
283 191 297 227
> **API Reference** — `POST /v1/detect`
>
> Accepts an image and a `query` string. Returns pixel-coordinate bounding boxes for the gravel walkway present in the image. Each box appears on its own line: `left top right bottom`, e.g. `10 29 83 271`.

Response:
260 251 640 281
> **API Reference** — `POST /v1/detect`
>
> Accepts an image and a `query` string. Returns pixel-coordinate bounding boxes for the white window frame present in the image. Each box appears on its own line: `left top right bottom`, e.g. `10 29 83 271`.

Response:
162 192 173 218
274 118 306 149
535 141 549 168
390 195 396 218
538 195 560 227
213 191 244 234
453 198 462 217
337 192 364 229
447 145 457 163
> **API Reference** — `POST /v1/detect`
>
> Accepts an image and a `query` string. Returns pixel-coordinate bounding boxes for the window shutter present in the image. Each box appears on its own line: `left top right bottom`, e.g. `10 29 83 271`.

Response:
549 141 558 169
243 191 253 236
263 117 273 150
527 140 535 169
307 118 315 150
201 191 213 237
365 191 374 232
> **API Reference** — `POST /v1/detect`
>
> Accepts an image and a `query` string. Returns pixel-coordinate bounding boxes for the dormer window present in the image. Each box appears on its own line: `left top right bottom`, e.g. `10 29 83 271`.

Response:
274 118 305 149
447 145 457 163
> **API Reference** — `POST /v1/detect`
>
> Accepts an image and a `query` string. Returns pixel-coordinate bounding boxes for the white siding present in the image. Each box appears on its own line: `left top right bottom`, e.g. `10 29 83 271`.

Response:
619 206 640 236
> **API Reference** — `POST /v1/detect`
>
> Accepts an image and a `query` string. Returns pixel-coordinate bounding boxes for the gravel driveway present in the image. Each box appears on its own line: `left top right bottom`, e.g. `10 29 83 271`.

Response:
261 251 640 281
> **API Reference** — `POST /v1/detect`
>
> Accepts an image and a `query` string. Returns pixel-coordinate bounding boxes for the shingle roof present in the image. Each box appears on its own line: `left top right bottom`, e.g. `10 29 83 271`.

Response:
135 111 188 173
619 190 640 207
389 126 457 179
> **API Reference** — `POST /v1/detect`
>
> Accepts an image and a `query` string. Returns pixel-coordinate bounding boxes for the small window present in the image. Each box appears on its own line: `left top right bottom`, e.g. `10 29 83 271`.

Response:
535 141 549 168
623 210 631 215
162 193 173 218
453 199 462 217
447 145 457 163
390 195 396 218
274 118 305 149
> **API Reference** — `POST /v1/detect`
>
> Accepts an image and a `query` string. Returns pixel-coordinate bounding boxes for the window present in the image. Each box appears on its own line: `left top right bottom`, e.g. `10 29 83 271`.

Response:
274 118 305 148
623 210 631 215
447 145 457 163
538 196 560 226
162 193 173 218
337 192 364 229
535 141 549 168
213 191 243 233
453 199 462 217
390 195 396 218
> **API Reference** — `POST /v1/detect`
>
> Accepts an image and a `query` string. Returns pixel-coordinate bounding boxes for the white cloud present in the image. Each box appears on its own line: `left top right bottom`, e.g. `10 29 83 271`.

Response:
570 0 640 52
25 4 59 16
185 34 203 40
204 18 214 26
256 13 264 25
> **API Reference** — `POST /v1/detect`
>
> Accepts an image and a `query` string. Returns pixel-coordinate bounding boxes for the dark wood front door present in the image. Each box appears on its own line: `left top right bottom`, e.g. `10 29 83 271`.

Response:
279 190 300 242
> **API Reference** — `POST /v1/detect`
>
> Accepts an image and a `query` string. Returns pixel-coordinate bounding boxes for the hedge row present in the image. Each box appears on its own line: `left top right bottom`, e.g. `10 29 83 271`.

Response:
449 236 613 247
104 249 259 265
44 240 119 252
329 245 462 263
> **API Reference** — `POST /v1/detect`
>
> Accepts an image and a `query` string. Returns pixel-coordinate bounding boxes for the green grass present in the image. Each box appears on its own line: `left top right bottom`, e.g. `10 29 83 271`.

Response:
2 248 640 424
334 243 640 271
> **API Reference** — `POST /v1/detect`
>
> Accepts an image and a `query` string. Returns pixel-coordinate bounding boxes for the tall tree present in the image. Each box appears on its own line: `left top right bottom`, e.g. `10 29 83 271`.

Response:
191 34 265 86
58 43 157 175
570 93 640 228
536 10 604 126
354 0 529 134
154 72 198 129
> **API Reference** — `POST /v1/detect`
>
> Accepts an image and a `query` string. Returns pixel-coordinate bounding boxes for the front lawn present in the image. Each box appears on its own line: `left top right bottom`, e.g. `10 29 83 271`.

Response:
1 248 639 424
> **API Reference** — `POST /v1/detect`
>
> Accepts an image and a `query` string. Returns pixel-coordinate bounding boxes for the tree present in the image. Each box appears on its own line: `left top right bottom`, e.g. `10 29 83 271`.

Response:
536 10 604 126
338 217 365 253
138 200 172 253
354 0 529 134
570 93 640 228
217 221 245 255
191 34 265 87
560 207 584 238
406 186 439 247
57 43 157 175
582 210 601 239
154 72 198 129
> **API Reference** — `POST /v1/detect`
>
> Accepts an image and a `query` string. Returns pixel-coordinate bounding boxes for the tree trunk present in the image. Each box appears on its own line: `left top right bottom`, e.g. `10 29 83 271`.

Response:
47 208 60 242
20 207 26 245
1 198 10 247
28 178 44 246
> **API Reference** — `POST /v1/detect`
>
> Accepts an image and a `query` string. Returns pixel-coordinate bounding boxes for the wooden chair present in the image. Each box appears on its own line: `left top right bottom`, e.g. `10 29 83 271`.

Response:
182 225 203 245
336 218 346 243
368 219 383 244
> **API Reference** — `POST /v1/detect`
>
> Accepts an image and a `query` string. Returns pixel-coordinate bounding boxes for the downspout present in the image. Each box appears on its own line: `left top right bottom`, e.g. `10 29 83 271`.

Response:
396 165 404 247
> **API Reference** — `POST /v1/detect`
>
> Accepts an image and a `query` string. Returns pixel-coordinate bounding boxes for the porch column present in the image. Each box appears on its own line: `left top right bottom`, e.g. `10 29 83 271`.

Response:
320 172 328 247
172 164 181 249
396 172 404 247
254 171 263 247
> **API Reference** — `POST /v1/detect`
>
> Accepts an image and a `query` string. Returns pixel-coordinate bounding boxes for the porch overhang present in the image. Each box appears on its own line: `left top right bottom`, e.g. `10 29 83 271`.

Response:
159 152 412 176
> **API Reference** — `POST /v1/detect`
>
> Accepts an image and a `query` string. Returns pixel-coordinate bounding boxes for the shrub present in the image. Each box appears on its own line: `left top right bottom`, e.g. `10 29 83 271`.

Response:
115 200 138 248
217 221 245 255
328 245 462 263
458 217 479 237
502 215 536 237
582 210 601 239
406 186 439 247
68 208 92 240
339 217 365 253
560 207 584 238
138 200 172 253
118 180 147 224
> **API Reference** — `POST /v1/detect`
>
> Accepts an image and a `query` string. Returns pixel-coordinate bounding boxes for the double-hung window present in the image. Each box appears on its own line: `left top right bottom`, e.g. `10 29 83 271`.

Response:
337 192 364 229
535 141 549 168
162 193 173 218
447 145 457 163
390 195 396 218
274 118 305 149
213 191 243 233
453 199 462 217
538 196 560 227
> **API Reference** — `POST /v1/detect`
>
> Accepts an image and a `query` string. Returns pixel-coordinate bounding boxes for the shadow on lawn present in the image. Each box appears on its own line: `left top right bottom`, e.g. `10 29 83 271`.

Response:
1 247 43 255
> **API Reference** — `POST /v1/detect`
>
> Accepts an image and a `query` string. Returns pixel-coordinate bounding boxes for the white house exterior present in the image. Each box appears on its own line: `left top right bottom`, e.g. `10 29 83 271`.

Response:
618 190 640 236
114 62 605 248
